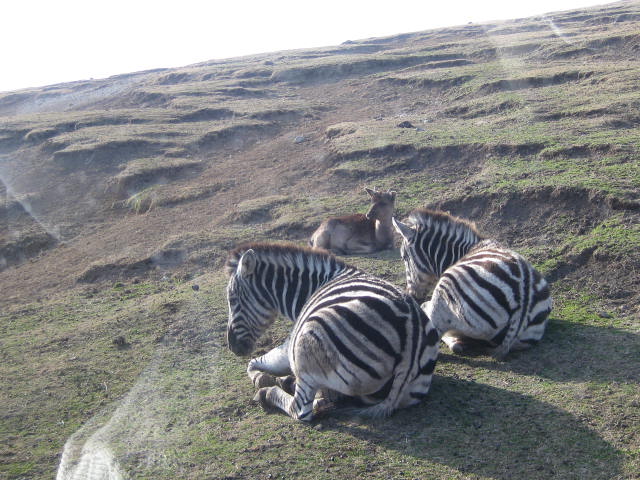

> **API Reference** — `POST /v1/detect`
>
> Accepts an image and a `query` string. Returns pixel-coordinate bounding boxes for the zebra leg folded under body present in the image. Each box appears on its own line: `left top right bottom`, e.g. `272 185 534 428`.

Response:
275 374 296 394
436 331 488 355
490 322 519 360
253 379 405 421
441 331 473 354
247 338 292 388
253 377 318 422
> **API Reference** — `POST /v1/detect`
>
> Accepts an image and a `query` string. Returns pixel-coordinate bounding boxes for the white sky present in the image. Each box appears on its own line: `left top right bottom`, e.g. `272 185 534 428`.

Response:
2 0 609 93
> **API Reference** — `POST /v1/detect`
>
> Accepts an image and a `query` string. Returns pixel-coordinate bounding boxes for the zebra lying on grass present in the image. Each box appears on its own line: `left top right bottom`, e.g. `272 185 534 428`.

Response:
309 187 396 255
393 209 552 360
225 242 439 421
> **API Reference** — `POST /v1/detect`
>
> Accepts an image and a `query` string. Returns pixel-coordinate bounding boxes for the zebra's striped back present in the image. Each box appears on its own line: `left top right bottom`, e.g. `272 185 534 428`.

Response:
225 242 439 420
394 211 552 359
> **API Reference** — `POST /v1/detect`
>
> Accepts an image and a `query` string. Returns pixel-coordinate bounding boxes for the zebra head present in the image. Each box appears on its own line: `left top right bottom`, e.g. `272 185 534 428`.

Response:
393 217 438 302
226 249 277 356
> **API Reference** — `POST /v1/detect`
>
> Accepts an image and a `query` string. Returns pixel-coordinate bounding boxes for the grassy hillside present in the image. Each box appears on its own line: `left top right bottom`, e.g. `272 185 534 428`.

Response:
1 1 639 479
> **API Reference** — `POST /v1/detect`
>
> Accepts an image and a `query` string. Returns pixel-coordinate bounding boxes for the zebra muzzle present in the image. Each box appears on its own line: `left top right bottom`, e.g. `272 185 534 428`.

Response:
228 334 254 356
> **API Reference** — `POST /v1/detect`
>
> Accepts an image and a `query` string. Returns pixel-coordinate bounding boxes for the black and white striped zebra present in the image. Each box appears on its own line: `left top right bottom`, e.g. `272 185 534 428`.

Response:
393 209 552 359
225 242 439 421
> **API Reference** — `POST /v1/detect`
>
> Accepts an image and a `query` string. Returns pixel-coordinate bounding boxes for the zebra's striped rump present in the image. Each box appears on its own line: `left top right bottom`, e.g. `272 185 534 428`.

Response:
394 210 552 359
225 242 439 421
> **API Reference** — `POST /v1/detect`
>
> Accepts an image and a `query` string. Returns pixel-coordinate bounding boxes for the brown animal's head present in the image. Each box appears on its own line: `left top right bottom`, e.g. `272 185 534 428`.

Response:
364 187 396 221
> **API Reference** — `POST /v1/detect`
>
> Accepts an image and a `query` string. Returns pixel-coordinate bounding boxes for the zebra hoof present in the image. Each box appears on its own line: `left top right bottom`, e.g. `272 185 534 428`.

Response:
491 348 509 361
252 387 269 405
276 375 296 395
450 342 467 354
252 387 278 412
252 372 277 389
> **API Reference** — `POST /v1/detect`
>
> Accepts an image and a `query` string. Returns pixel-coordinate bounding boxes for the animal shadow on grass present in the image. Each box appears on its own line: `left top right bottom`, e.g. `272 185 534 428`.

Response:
325 376 623 480
439 318 640 384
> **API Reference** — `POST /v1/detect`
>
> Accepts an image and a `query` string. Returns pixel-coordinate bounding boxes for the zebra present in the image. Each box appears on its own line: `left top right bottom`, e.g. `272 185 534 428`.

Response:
225 242 439 421
392 209 552 359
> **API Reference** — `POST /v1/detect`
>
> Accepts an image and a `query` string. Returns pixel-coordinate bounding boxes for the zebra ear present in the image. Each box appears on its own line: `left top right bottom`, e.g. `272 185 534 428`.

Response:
237 249 257 277
393 218 415 242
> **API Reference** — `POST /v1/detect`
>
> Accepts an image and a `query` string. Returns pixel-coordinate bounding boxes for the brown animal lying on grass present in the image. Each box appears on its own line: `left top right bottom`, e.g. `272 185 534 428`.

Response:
309 188 396 255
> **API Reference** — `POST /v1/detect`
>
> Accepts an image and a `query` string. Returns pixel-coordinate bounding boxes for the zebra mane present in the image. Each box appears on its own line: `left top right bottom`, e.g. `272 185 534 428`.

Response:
225 241 350 277
407 208 484 240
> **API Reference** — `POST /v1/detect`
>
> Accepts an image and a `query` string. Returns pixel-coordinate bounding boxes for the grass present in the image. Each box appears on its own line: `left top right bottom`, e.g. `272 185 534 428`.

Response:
123 186 160 214
484 154 640 198
115 157 201 177
0 281 177 479
569 213 640 258
531 213 640 284
19 258 629 480
116 181 234 214
2 231 639 479
270 51 467 83
7 268 634 480
111 156 201 189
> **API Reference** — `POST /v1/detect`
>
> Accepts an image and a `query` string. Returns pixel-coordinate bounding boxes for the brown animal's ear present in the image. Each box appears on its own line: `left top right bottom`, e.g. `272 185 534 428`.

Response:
237 249 257 277
393 218 415 242
388 190 397 200
364 187 376 197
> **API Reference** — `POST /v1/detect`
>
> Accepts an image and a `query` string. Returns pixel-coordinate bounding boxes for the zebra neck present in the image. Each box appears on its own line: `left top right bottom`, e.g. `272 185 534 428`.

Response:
257 258 352 322
430 229 480 277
